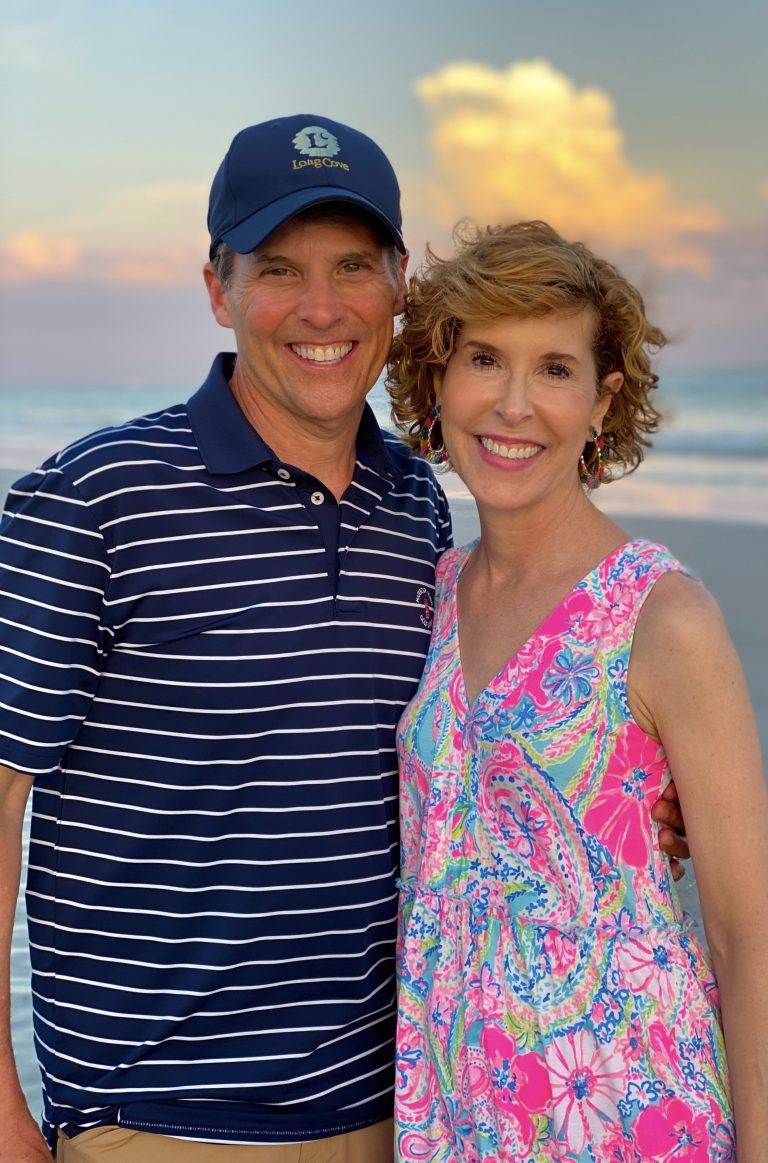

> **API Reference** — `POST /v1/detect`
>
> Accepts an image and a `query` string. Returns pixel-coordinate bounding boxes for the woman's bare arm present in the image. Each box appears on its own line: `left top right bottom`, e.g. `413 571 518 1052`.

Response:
630 572 768 1160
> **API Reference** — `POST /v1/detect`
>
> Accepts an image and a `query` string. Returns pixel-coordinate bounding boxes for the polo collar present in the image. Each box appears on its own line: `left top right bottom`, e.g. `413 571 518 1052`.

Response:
188 353 273 475
187 352 401 481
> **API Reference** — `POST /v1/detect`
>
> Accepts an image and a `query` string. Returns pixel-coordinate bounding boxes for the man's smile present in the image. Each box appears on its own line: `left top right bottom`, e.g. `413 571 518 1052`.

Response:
288 341 357 366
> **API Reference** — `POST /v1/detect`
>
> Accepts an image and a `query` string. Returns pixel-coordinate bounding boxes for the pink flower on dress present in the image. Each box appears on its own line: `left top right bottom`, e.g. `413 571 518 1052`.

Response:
615 936 680 1009
543 927 578 975
584 725 666 868
480 1026 551 1151
545 1029 625 1154
602 1126 642 1161
577 581 637 648
634 1096 712 1161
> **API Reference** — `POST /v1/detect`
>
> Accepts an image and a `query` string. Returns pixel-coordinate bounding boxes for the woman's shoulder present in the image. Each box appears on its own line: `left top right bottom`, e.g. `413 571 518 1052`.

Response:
436 539 478 584
616 537 683 576
635 566 723 646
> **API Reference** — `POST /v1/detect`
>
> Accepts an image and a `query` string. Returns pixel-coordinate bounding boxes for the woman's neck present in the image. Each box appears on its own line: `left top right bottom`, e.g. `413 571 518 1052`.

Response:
472 481 624 587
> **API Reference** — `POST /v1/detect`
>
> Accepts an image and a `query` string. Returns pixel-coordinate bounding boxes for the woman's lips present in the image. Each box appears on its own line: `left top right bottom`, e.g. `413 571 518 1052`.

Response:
476 435 544 467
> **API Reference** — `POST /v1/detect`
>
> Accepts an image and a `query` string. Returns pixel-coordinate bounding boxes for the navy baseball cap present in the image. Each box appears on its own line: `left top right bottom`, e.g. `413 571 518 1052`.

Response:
208 114 406 258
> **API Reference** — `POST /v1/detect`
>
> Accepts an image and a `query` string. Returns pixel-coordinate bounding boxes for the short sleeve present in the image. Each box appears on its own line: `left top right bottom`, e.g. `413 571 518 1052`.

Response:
0 463 110 776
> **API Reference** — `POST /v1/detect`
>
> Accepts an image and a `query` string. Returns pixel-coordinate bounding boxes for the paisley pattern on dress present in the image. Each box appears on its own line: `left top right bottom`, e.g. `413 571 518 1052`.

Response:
395 540 734 1161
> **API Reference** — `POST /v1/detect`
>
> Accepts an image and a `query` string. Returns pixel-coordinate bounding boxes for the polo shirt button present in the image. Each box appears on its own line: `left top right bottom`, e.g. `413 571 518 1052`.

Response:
277 468 291 481
310 491 324 506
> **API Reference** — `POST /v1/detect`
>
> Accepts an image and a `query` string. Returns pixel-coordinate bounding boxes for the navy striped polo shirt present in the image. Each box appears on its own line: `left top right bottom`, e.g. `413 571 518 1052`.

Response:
0 354 451 1147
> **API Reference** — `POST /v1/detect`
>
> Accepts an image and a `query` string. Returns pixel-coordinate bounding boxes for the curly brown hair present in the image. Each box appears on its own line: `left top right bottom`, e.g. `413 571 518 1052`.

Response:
387 221 667 481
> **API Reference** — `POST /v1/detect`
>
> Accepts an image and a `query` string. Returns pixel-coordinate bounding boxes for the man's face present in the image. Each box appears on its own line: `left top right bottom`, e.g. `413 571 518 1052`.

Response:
204 216 407 431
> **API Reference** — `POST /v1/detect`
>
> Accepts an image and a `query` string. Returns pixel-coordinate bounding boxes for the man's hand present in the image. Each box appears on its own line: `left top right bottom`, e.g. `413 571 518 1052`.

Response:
0 1103 54 1161
651 778 690 882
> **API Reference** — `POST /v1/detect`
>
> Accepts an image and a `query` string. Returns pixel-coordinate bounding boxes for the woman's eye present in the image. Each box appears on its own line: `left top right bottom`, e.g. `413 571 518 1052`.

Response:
544 362 571 379
470 351 498 370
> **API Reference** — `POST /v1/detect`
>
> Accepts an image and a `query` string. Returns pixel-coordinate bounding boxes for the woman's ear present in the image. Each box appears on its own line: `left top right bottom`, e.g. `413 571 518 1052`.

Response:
591 371 623 429
433 368 444 404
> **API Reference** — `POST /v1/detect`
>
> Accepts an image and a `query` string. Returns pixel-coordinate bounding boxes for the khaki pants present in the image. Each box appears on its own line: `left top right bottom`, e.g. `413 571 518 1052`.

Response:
56 1120 394 1162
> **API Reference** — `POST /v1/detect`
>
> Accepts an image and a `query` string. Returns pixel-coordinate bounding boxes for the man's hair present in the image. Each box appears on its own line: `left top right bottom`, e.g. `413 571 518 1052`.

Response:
210 203 402 290
386 220 667 482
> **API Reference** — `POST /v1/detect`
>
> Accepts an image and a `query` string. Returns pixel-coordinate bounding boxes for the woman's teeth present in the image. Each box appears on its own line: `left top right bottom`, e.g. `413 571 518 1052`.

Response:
290 342 354 363
479 437 541 460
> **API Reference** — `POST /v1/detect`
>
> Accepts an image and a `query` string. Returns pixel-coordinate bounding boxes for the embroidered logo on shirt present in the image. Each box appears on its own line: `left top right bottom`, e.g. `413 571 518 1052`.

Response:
417 586 434 629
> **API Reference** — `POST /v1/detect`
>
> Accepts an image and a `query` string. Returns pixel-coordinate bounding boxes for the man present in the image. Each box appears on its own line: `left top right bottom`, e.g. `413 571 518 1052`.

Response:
0 115 688 1162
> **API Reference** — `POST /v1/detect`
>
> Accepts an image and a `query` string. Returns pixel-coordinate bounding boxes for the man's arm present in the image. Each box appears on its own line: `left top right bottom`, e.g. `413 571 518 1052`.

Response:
0 765 53 1161
652 779 690 880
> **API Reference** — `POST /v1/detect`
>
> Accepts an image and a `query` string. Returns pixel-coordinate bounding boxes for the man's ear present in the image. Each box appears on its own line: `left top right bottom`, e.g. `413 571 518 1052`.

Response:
393 251 409 316
203 262 233 330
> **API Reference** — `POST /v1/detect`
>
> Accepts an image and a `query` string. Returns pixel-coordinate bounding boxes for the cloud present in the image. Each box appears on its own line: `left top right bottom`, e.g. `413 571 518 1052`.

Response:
413 59 721 273
0 233 82 282
0 177 211 286
0 180 211 286
0 231 207 287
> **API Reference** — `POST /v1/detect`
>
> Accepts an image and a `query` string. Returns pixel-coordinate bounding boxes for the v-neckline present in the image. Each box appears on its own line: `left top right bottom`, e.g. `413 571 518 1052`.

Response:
452 537 641 713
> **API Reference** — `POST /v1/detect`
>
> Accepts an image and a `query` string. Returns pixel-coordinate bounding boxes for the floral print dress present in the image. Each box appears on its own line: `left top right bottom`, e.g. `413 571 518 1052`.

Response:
395 540 734 1162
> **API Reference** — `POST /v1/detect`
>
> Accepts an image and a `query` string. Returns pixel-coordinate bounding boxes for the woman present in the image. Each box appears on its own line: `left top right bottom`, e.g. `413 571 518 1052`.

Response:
387 222 768 1161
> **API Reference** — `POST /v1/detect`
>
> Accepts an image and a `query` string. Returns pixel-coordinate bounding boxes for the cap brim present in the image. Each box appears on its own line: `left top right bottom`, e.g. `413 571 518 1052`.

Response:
215 187 406 257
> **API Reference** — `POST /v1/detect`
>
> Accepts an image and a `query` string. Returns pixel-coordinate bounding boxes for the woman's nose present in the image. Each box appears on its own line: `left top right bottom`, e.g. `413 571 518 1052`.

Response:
495 376 535 424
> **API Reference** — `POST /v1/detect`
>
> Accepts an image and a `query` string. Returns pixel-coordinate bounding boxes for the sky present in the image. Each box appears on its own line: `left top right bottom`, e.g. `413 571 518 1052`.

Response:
1 0 767 388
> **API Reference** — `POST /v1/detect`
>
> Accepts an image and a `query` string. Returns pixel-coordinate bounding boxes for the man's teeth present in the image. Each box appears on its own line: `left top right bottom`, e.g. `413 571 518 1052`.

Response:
290 343 354 363
479 437 541 460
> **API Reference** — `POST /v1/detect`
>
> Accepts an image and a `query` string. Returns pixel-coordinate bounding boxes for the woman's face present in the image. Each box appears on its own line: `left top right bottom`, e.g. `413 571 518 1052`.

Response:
437 308 621 515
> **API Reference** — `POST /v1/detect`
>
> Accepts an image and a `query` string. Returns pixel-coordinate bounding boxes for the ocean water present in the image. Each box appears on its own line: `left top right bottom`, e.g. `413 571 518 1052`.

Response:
3 367 767 1113
1 367 767 523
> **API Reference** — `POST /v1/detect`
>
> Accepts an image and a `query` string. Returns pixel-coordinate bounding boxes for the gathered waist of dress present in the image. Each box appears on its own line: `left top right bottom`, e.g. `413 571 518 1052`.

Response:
398 878 693 943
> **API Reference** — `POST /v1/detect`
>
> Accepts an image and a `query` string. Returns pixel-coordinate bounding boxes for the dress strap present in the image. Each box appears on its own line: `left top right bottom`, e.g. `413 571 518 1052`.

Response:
607 539 694 642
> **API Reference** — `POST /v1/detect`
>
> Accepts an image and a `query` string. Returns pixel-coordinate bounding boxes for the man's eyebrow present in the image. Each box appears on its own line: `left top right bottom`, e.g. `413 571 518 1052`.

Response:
252 252 293 266
252 249 380 266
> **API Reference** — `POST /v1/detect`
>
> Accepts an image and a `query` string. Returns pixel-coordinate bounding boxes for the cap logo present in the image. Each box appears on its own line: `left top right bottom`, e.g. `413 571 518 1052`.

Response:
292 126 341 158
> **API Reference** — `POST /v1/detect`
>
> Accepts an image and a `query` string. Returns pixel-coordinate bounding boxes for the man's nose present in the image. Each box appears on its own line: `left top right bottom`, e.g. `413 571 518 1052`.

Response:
495 375 535 424
296 275 343 330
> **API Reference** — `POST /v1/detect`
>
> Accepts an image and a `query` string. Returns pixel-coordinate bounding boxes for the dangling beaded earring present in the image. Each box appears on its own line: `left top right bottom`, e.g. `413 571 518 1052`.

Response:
579 426 606 490
418 403 449 466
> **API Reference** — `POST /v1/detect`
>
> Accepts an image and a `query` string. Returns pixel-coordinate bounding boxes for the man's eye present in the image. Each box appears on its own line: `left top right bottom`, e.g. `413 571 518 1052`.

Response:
341 262 365 273
470 351 497 369
544 362 571 379
262 267 291 278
